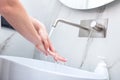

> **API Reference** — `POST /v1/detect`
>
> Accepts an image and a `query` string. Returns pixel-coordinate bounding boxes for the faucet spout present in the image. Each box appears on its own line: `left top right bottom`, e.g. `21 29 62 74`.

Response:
52 18 107 38
52 19 90 31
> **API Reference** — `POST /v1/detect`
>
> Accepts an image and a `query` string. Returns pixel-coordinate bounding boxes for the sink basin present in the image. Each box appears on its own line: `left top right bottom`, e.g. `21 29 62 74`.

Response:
0 56 108 80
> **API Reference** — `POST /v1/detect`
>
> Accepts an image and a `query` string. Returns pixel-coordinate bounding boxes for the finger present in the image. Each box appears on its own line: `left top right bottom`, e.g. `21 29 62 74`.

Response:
39 29 51 54
40 34 49 55
48 50 67 62
42 39 49 55
47 38 55 52
54 54 67 62
47 49 56 57
36 44 48 56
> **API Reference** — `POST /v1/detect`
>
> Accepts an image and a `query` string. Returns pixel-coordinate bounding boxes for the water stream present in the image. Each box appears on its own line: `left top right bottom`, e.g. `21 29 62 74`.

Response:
80 29 94 68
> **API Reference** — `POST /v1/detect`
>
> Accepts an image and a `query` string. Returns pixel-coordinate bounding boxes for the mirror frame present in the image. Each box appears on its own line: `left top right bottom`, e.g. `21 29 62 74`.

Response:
59 0 115 10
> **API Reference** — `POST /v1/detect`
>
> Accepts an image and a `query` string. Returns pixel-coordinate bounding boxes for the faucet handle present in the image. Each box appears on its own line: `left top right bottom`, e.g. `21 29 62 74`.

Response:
90 21 104 32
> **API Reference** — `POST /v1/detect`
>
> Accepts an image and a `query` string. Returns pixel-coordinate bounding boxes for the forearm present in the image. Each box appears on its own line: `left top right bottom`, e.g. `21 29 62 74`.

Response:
0 0 41 45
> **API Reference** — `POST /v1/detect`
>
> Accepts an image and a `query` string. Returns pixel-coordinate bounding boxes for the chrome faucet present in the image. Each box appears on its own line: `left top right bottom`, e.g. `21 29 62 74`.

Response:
52 19 105 32
52 19 90 31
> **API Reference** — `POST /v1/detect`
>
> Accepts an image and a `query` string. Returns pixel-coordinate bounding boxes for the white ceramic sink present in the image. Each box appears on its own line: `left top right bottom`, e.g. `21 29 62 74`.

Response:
0 56 108 80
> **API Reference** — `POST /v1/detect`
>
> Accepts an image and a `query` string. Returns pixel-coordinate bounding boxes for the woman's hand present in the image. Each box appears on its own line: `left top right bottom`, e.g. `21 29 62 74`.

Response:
0 0 66 62
32 18 67 62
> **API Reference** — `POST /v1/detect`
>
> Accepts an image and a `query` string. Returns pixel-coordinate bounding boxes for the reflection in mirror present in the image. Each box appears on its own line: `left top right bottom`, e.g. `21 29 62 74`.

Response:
59 0 115 9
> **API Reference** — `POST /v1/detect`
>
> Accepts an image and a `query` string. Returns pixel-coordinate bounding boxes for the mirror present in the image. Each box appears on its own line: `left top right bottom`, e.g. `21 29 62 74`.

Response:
59 0 115 9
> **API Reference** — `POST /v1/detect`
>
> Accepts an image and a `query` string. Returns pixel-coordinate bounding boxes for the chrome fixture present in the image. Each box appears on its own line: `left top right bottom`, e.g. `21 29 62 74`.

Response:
90 21 105 32
52 19 107 37
52 19 90 31
79 19 108 37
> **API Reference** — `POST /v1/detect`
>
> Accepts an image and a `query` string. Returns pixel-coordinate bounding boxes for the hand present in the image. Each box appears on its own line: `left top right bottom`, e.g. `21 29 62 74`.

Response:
0 0 66 62
47 50 67 62
32 18 67 62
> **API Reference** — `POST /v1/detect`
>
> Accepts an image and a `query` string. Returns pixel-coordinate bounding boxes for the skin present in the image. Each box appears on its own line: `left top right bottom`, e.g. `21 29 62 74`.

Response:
0 0 66 62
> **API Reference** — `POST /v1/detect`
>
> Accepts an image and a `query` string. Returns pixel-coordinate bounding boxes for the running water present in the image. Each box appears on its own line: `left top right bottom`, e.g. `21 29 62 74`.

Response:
49 27 55 37
80 29 94 68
